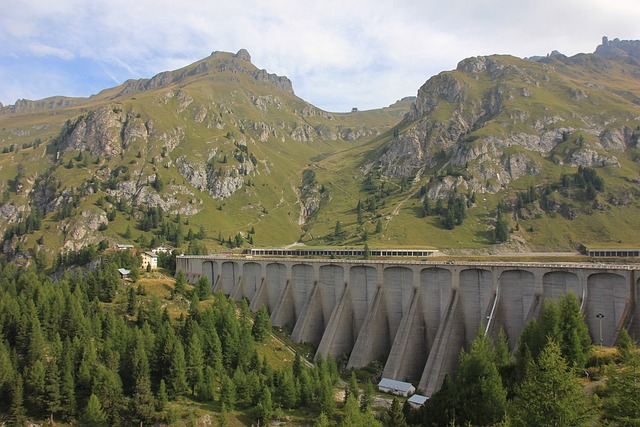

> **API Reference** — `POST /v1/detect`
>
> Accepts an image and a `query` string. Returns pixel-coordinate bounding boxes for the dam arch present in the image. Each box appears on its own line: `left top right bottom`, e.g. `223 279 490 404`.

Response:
420 267 452 345
585 272 628 347
383 266 414 341
220 261 239 295
495 269 535 349
202 261 217 291
290 264 315 323
543 271 581 302
459 268 494 347
241 262 262 301
265 263 287 312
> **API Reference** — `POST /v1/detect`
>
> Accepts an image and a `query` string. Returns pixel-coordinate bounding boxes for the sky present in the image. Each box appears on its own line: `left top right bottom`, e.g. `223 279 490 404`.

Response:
1 0 638 112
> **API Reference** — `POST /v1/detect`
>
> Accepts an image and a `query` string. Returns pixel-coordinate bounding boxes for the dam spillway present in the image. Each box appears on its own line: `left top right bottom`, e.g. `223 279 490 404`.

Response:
176 255 640 395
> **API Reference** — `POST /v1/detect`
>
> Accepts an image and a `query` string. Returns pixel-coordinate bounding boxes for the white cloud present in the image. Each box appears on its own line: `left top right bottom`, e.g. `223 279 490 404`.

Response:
26 42 74 60
0 0 639 110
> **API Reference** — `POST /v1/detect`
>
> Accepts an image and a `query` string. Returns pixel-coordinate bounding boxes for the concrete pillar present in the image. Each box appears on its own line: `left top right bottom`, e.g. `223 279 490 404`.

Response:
316 282 353 360
382 287 428 381
249 278 268 312
270 279 294 327
419 289 464 395
291 281 324 346
347 285 389 369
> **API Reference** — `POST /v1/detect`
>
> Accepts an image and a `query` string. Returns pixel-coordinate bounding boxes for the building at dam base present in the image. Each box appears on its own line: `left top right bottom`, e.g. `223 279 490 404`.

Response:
176 255 640 396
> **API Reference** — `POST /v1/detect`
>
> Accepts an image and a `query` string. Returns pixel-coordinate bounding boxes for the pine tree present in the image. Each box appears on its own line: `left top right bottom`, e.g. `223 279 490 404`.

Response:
174 271 187 297
455 328 507 426
220 373 236 410
157 379 168 411
186 333 205 396
345 371 359 404
0 341 14 404
360 380 375 413
363 243 371 260
293 352 303 378
26 315 46 367
218 403 229 427
10 373 27 427
510 339 594 427
495 209 510 242
443 207 455 230
318 377 335 417
60 347 77 418
384 398 408 427
558 292 592 369
375 219 383 233
256 385 273 426
127 286 137 315
80 394 108 427
199 365 216 402
92 365 124 425
342 394 363 426
251 304 271 342
168 339 189 397
195 276 211 300
616 328 635 361
279 367 298 409
493 328 510 370
602 353 640 425
342 393 383 427
25 359 46 412
314 412 331 427
131 340 155 427
44 360 62 425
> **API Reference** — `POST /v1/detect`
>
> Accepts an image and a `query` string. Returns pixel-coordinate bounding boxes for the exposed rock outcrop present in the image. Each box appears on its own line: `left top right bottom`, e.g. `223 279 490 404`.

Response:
595 36 640 59
57 107 148 158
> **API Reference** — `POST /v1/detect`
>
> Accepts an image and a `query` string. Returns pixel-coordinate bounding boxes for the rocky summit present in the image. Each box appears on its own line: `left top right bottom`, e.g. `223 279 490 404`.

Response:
1 40 640 262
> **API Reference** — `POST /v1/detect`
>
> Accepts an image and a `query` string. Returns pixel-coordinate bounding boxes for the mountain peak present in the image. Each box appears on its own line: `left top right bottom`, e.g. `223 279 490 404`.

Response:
234 48 251 62
115 48 293 97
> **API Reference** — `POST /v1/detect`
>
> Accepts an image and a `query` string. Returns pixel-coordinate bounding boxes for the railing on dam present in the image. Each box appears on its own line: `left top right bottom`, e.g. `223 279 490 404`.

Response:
176 255 640 396
246 248 439 258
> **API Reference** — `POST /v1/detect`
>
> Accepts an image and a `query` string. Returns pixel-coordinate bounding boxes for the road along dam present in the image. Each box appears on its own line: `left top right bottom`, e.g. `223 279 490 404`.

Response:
176 255 640 395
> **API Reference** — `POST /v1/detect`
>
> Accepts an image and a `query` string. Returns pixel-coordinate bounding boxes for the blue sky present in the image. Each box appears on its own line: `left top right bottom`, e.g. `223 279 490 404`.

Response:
1 0 638 112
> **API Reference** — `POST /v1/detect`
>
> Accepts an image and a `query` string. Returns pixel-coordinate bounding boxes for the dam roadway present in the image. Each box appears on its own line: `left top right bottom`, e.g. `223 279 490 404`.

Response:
176 255 640 395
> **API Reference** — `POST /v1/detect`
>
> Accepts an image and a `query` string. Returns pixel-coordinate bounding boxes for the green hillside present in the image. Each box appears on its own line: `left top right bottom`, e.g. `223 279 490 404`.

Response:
1 42 640 265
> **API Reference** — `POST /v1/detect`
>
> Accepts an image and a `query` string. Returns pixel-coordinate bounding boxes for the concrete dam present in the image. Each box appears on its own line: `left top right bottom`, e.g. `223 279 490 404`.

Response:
176 255 640 395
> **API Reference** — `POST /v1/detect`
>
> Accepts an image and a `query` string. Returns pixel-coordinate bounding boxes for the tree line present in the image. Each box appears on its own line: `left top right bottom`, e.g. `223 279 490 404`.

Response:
0 260 345 426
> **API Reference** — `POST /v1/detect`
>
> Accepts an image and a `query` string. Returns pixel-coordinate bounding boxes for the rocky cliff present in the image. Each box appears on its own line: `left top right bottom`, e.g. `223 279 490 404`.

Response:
376 49 639 198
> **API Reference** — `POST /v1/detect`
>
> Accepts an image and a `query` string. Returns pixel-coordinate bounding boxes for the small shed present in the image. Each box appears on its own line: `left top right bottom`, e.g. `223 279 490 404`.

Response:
407 394 428 408
118 268 130 279
377 378 416 397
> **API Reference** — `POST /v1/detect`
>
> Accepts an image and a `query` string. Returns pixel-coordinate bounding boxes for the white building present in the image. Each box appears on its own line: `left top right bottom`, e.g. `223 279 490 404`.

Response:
141 252 158 270
408 394 428 408
152 246 171 254
378 378 416 397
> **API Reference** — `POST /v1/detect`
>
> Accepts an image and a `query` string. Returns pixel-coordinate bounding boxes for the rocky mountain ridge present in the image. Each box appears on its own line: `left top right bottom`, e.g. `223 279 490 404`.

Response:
1 40 640 258
376 40 639 201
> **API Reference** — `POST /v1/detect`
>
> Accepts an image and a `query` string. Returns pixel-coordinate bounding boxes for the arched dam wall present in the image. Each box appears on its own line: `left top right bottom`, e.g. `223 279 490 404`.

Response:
177 256 640 396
